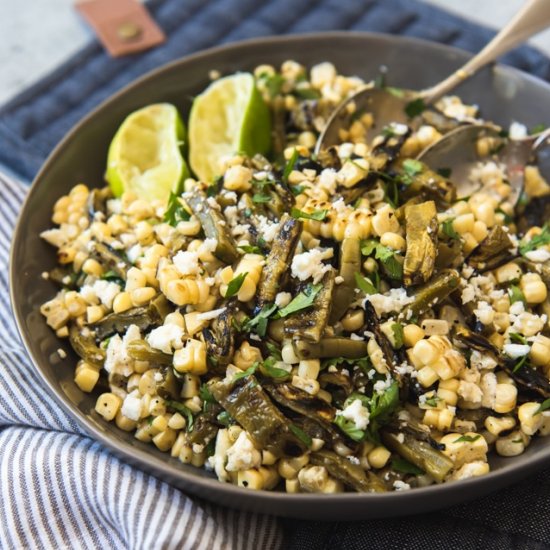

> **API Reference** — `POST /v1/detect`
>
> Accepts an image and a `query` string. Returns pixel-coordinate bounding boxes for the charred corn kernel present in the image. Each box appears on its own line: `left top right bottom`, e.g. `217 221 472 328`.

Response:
223 165 253 191
171 431 187 458
291 375 320 395
412 338 440 366
341 310 364 332
485 415 516 436
72 250 88 273
74 361 100 392
278 455 310 480
368 338 388 374
367 446 391 469
285 478 301 493
494 383 517 414
138 369 158 396
452 201 470 215
297 359 320 380
178 375 199 400
417 366 439 387
133 360 149 374
530 335 550 367
452 213 474 235
421 319 449 336
493 312 510 332
130 287 156 307
363 257 378 273
520 273 547 304
462 233 479 254
86 305 105 324
65 291 87 318
233 342 262 370
112 291 132 313
496 430 528 457
164 311 184 329
150 415 168 435
237 469 264 490
115 411 137 432
472 220 488 242
424 407 454 431
518 402 543 435
165 278 210 306
153 428 177 452
183 311 208 336
173 339 207 375
371 204 399 236
134 423 153 442
321 478 345 494
179 444 193 463
440 432 488 467
403 324 425 347
135 221 154 245
258 466 280 490
262 450 277 466
148 396 166 417
472 202 495 227
380 232 405 251
125 267 147 291
168 412 187 430
82 258 103 277
95 393 122 421
496 262 523 283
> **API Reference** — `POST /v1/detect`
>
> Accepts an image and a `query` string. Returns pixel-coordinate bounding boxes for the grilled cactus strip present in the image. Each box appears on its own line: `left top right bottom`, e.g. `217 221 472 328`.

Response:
310 450 386 492
468 225 514 271
188 408 222 446
381 430 453 483
69 324 105 368
89 242 129 281
209 376 307 457
155 366 181 399
329 238 362 323
399 162 456 208
186 190 239 264
202 304 235 370
87 187 112 221
126 340 172 365
284 271 335 343
293 337 368 360
256 214 302 309
93 295 170 340
398 268 460 322
403 201 438 287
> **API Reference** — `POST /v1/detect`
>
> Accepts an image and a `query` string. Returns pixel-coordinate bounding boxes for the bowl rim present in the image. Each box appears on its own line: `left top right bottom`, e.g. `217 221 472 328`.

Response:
10 30 550 515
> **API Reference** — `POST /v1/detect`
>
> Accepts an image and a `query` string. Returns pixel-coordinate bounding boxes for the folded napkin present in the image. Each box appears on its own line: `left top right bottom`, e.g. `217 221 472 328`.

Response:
3 1 550 549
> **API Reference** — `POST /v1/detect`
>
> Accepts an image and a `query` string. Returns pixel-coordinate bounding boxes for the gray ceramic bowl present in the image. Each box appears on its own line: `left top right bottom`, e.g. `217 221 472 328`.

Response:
10 32 550 520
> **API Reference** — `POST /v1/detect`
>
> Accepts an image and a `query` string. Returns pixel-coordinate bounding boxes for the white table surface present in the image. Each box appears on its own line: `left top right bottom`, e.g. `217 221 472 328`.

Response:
1 0 550 107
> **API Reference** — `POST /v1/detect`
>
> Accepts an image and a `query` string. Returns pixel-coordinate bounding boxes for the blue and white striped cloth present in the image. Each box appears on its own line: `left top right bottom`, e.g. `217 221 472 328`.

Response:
0 173 283 550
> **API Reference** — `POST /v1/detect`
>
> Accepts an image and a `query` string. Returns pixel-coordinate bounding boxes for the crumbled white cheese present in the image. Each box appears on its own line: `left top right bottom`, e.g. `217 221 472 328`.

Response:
509 121 528 140
461 285 475 305
79 285 99 305
196 307 226 322
126 243 143 264
147 324 184 354
291 248 333 283
256 215 280 243
470 350 498 370
474 300 494 326
350 333 363 341
104 325 141 375
337 399 370 430
503 343 530 359
373 373 393 395
509 301 525 316
393 480 411 491
225 431 262 472
223 205 238 227
525 249 550 262
173 250 201 276
363 288 414 316
57 348 67 359
203 238 218 253
318 169 338 195
206 197 220 210
92 280 121 309
275 292 292 308
107 199 122 214
121 392 142 421
388 122 408 135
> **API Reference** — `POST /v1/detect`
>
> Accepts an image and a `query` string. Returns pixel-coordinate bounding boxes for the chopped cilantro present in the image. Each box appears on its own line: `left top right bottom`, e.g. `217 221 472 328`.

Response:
238 244 263 254
361 239 403 281
404 98 426 118
261 357 291 379
290 184 306 196
199 385 216 404
242 303 278 336
289 424 313 447
392 457 424 475
531 123 547 134
399 159 423 185
233 363 259 382
224 272 248 299
441 218 460 240
391 323 404 349
354 272 377 295
257 72 285 98
535 398 550 415
165 401 194 431
252 193 271 203
509 332 527 345
283 149 299 183
334 415 365 442
101 270 125 286
266 342 282 361
216 411 233 426
424 395 440 408
293 88 321 100
512 354 529 373
519 224 550 256
291 207 328 221
163 192 191 226
275 284 322 318
454 434 481 443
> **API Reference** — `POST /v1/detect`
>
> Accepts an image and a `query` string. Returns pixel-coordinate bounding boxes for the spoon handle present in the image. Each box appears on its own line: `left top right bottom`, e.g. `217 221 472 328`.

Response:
421 0 550 104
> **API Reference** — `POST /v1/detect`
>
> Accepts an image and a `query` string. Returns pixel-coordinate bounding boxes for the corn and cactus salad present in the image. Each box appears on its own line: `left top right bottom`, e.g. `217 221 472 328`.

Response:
40 60 550 494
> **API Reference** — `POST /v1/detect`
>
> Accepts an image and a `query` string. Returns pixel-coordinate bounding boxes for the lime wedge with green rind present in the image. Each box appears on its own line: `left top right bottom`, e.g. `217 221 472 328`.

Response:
106 103 189 202
188 72 272 183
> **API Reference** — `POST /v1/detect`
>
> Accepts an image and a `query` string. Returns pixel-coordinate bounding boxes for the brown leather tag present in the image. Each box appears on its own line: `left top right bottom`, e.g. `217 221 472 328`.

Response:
75 0 165 57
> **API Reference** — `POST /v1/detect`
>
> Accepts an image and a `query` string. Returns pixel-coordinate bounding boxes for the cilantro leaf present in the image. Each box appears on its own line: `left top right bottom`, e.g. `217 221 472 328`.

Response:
289 424 313 447
369 381 400 422
266 342 282 361
354 272 377 295
386 87 405 98
531 123 547 134
391 323 404 349
509 285 526 305
519 224 550 256
513 354 529 373
509 332 527 345
360 239 403 281
334 415 365 442
225 272 248 299
252 193 271 203
404 98 426 118
101 270 125 286
454 434 481 443
275 284 322 318
257 72 285 98
535 398 550 415
400 159 423 185
199 385 216 404
424 396 440 407
283 149 299 183
441 218 460 240
216 411 233 426
392 458 424 475
165 401 195 431
291 207 328 221
238 244 263 254
233 363 259 382
163 192 191 226
261 357 291 379
293 88 321 100
242 303 278 336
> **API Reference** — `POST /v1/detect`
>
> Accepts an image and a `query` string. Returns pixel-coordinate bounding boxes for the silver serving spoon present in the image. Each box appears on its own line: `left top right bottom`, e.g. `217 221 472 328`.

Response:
315 0 550 153
416 123 550 201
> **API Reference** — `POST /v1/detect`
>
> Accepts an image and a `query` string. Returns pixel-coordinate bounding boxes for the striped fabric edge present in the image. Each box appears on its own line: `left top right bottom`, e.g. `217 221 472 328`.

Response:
0 172 284 550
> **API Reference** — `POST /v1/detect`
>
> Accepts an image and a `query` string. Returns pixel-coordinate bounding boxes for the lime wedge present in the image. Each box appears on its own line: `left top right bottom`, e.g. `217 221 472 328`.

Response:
188 72 272 183
106 103 189 202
